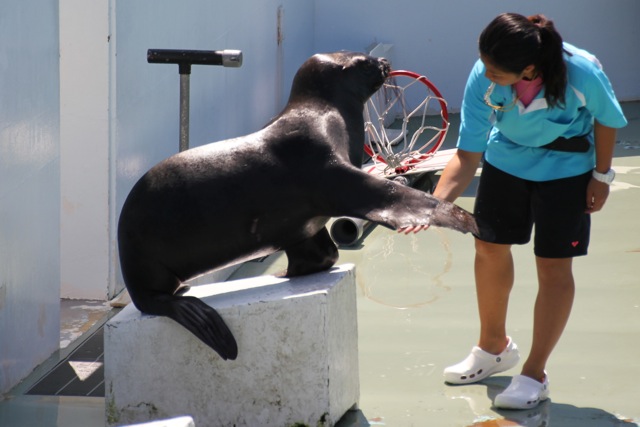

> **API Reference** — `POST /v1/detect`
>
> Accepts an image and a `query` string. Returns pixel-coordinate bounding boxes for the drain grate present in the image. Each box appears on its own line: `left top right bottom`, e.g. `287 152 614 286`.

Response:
27 328 105 397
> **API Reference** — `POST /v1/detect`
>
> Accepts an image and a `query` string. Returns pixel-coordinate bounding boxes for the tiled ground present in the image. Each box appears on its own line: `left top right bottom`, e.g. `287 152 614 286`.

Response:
27 329 105 398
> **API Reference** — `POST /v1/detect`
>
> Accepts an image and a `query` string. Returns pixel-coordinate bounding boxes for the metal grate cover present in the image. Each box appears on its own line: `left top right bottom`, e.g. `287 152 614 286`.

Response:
27 328 104 397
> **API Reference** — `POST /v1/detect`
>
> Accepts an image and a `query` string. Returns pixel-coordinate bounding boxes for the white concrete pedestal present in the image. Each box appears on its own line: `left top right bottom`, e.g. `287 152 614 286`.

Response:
105 264 359 427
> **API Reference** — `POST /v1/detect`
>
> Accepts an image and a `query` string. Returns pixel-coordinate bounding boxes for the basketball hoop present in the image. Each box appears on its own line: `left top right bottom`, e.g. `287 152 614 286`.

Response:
363 70 449 176
330 70 450 247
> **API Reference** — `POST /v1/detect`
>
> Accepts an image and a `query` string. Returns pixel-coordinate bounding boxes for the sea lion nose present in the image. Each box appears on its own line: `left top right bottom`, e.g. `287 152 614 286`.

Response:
378 58 391 77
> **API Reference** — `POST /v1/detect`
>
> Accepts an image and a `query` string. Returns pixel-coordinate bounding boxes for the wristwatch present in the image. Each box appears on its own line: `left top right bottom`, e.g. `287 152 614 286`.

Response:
592 168 615 184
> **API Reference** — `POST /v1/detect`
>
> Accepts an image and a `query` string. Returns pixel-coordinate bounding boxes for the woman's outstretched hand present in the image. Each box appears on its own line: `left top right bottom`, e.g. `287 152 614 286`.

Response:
398 224 431 234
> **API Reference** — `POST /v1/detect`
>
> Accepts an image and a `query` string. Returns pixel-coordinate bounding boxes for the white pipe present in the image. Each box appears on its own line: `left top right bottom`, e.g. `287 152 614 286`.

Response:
330 217 375 247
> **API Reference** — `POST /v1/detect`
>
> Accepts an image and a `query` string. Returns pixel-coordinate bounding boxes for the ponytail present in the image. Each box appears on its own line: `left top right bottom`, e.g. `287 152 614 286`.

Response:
528 14 568 107
479 13 569 108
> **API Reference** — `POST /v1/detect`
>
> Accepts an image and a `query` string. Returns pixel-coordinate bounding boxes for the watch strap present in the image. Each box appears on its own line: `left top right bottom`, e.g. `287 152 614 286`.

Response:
592 168 615 184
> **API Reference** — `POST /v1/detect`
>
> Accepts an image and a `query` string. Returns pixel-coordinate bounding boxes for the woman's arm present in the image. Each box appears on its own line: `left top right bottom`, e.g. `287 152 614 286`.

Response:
585 120 617 213
433 149 484 202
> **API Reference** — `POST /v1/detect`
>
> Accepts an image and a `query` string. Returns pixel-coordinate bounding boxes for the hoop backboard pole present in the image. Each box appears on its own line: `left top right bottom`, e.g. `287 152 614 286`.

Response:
179 68 190 152
147 49 243 152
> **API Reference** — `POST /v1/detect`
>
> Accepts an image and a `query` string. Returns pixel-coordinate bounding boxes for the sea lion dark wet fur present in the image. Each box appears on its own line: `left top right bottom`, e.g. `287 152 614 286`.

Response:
118 51 488 360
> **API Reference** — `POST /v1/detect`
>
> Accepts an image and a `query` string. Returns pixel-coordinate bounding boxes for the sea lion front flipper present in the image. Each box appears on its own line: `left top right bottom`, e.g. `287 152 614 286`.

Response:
327 167 489 238
284 227 339 277
423 197 482 236
366 191 482 237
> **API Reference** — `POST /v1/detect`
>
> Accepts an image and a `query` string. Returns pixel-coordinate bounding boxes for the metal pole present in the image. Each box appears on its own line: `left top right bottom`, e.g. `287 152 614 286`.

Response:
179 67 191 152
147 49 243 153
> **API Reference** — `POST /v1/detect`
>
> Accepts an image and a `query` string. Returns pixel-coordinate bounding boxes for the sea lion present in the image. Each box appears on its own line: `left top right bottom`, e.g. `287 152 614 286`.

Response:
118 51 488 361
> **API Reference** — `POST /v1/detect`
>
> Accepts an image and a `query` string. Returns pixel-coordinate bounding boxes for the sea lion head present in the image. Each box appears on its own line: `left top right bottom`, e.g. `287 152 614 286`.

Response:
288 51 390 105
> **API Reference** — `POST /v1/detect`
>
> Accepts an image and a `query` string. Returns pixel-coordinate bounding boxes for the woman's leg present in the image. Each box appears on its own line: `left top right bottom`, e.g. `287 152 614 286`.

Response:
474 238 514 354
443 238 519 384
521 256 575 381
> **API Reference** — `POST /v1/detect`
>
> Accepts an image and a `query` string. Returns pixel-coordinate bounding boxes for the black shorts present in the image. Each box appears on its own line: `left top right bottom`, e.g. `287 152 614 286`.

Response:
474 161 592 258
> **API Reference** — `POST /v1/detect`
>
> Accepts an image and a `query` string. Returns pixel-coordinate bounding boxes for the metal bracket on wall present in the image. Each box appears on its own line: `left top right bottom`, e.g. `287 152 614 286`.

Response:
147 49 243 152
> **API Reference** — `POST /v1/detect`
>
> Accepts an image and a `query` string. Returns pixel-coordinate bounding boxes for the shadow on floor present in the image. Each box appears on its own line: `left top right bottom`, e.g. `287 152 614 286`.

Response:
440 376 639 427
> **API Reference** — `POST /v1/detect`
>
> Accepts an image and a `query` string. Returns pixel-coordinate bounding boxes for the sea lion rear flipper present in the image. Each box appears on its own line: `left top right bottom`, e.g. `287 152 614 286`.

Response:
152 295 238 360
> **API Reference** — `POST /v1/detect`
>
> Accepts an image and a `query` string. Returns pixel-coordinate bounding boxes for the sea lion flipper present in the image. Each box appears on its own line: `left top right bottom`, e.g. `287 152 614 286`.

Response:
330 169 487 237
427 199 481 236
401 195 496 240
284 227 339 277
366 194 490 239
165 295 238 360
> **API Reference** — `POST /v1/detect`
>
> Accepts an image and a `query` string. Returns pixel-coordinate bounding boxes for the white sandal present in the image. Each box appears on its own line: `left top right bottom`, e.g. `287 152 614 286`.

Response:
494 373 550 409
443 337 520 384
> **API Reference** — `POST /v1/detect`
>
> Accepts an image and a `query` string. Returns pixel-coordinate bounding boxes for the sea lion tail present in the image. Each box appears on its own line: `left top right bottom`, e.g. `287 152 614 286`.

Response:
143 294 239 360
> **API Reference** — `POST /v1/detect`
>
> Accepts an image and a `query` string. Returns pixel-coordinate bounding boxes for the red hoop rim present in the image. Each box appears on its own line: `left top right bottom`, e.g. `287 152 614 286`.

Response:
364 70 449 171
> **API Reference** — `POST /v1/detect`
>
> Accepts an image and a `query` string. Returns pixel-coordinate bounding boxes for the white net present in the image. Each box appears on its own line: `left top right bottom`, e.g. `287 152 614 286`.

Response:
364 70 450 175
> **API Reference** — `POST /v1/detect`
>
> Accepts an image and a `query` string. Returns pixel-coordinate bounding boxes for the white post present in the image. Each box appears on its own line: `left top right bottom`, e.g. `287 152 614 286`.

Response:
105 265 360 427
59 0 114 300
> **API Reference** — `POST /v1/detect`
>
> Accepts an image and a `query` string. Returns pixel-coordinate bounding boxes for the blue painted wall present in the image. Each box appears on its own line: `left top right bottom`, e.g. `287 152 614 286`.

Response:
314 0 639 111
114 0 315 208
0 1 61 393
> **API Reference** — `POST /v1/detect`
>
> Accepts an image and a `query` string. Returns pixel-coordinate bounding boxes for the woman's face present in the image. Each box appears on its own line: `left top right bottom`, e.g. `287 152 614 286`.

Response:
480 54 533 86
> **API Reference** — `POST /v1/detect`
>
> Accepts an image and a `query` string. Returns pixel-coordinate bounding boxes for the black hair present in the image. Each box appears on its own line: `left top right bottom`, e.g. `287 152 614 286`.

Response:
479 13 569 108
